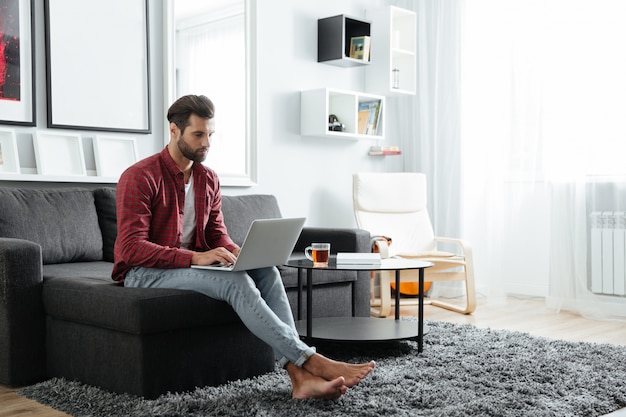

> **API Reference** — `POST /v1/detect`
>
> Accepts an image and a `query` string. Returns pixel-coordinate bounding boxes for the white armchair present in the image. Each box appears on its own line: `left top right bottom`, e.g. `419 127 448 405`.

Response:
352 172 476 317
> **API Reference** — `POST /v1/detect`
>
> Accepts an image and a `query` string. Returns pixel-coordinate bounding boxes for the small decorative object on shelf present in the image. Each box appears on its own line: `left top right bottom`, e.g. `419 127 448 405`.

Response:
369 145 402 156
328 114 345 132
349 36 371 61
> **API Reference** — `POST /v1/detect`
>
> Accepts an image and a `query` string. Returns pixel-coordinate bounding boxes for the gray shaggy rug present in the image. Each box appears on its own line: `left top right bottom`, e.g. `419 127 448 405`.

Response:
18 320 626 416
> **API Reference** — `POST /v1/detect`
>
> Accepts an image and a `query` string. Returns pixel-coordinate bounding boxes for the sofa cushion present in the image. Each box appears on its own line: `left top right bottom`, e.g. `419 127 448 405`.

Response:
221 194 283 246
0 188 102 264
93 188 117 263
42 263 244 335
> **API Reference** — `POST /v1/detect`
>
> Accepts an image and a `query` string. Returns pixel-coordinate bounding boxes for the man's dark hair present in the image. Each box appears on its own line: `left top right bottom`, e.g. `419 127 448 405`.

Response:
167 95 215 133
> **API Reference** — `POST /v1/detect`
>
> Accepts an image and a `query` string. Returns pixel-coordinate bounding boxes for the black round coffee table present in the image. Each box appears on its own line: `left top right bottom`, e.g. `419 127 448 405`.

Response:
284 256 433 353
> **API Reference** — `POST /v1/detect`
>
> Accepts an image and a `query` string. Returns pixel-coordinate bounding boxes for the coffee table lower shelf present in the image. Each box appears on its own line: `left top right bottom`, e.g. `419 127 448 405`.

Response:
296 317 429 343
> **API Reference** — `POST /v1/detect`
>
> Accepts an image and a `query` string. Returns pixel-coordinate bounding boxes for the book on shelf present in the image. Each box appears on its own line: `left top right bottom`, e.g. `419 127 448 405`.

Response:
372 100 382 134
336 252 382 265
357 100 382 135
349 36 371 61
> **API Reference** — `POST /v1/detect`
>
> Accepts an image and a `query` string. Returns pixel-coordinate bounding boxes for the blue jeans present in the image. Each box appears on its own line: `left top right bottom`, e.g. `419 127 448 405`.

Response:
124 266 315 368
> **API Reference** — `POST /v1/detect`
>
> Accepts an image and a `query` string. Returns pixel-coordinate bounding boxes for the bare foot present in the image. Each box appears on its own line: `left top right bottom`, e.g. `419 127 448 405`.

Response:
286 363 347 400
303 353 376 387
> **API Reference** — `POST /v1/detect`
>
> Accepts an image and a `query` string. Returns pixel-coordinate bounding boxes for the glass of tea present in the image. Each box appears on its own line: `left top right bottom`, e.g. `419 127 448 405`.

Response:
304 243 330 267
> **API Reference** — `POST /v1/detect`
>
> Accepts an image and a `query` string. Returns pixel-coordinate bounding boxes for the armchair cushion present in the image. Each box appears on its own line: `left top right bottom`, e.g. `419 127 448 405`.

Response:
353 172 428 213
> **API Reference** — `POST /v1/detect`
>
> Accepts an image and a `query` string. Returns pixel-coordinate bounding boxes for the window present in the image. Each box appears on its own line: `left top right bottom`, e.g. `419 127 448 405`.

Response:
165 0 256 186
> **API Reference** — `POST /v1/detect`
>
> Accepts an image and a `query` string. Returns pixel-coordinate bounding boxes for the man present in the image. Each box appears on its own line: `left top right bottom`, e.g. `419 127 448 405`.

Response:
112 94 374 400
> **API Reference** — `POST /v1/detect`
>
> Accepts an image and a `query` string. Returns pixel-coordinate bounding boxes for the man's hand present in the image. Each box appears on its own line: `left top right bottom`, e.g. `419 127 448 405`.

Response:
191 247 239 266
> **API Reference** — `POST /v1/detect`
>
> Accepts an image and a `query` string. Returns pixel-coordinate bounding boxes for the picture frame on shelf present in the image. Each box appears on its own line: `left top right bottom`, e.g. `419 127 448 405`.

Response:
0 0 36 126
0 129 21 173
34 131 86 176
93 135 138 178
349 36 370 61
44 0 150 133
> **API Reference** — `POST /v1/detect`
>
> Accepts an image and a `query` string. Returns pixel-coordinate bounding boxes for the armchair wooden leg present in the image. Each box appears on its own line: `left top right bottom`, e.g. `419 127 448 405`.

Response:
430 266 477 314
430 299 475 314
371 266 478 316
371 272 392 318
370 306 387 318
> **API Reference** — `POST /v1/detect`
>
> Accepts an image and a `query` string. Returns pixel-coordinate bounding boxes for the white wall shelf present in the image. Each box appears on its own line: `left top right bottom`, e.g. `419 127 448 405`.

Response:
0 170 118 183
301 88 384 140
366 6 416 95
0 133 135 184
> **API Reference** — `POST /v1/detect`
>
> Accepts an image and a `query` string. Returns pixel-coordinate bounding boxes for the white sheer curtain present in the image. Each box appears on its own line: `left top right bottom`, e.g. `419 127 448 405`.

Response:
176 10 246 176
389 0 464 298
461 0 626 321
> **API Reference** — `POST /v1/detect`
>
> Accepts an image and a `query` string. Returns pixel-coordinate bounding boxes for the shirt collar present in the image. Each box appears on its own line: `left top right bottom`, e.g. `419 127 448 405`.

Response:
160 146 204 183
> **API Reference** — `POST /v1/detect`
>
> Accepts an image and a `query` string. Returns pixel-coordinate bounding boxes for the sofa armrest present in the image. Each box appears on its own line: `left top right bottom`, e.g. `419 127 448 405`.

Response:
294 227 371 255
0 238 46 385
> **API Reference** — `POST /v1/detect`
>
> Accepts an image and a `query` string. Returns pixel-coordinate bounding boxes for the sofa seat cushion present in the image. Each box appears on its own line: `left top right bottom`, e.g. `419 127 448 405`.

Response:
42 262 243 335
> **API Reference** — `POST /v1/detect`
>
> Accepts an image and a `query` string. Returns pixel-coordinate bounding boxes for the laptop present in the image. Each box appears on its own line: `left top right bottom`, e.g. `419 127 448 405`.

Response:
191 217 306 272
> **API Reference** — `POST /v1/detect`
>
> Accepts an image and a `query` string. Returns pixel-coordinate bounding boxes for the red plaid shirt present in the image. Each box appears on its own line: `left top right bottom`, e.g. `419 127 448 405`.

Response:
112 147 237 282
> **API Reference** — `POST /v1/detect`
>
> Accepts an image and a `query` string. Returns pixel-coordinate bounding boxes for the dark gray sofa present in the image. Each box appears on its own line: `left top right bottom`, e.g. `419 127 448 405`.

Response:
0 187 370 399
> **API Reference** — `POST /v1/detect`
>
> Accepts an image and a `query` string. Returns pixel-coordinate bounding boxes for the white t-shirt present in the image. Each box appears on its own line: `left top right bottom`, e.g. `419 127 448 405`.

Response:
181 175 196 249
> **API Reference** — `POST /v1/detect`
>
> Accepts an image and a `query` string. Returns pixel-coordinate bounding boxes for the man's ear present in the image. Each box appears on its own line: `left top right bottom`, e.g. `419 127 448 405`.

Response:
169 122 178 138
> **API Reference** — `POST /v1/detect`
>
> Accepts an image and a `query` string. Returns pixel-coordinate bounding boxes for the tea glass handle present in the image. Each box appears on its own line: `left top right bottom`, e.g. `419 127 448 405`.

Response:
304 246 313 261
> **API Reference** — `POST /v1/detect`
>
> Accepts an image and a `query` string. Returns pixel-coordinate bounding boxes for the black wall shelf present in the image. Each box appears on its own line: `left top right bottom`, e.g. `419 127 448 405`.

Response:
317 15 371 67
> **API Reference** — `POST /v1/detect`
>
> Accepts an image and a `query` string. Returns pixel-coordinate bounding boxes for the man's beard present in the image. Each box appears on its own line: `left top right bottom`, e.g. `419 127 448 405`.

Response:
177 136 207 163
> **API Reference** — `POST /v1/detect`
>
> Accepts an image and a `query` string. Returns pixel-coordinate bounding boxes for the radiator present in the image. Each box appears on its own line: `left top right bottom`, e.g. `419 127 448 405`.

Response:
590 211 626 296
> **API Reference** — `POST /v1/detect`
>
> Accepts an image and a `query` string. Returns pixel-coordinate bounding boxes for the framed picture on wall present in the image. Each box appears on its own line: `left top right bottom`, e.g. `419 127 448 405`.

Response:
0 128 20 173
44 0 151 133
0 0 36 126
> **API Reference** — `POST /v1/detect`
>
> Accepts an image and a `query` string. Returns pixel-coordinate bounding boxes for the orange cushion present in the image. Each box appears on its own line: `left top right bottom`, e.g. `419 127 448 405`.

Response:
390 281 432 295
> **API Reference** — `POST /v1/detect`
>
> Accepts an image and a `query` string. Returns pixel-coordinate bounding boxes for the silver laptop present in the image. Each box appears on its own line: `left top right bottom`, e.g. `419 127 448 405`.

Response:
191 217 306 272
